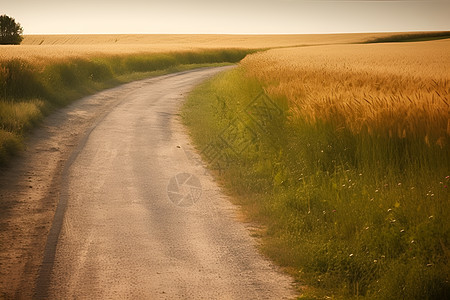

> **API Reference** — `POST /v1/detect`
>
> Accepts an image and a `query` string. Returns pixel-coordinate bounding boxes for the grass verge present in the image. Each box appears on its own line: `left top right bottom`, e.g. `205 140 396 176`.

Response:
0 49 252 166
182 67 449 299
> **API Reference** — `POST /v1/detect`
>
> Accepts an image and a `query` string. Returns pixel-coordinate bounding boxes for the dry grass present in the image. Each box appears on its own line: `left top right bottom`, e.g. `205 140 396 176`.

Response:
0 100 45 132
241 39 450 146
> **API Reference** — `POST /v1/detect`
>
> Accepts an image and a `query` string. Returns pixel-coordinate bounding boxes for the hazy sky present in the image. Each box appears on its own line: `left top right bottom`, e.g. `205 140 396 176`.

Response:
2 0 449 34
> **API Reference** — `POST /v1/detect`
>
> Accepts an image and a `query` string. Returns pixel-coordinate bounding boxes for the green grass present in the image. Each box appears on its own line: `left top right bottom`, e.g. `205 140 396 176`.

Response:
182 67 449 299
0 49 253 166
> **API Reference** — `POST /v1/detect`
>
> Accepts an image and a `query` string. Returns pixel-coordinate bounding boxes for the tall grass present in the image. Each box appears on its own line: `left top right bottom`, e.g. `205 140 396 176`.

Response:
0 49 251 165
183 40 449 299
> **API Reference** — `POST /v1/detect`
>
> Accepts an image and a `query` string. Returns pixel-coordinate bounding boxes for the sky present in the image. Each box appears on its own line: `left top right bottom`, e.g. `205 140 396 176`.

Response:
1 0 449 34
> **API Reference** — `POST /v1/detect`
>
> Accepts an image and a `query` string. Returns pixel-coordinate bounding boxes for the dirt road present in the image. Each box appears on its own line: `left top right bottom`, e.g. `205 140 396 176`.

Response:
0 67 294 299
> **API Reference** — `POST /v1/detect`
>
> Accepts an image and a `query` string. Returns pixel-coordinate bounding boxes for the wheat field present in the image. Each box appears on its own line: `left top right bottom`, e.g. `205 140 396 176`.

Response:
0 32 398 63
241 39 450 147
2 31 449 297
183 37 450 298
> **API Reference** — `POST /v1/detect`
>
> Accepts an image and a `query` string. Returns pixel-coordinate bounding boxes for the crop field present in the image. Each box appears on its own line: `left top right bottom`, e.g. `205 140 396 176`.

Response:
1 31 449 298
0 33 393 62
242 39 449 148
1 32 400 165
183 38 449 298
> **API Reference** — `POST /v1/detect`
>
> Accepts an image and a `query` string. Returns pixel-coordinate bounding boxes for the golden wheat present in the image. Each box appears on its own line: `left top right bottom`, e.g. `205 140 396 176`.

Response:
241 39 450 146
0 33 398 63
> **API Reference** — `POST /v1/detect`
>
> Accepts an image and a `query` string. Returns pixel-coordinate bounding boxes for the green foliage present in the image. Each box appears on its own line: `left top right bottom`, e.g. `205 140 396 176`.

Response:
182 67 450 299
0 15 23 45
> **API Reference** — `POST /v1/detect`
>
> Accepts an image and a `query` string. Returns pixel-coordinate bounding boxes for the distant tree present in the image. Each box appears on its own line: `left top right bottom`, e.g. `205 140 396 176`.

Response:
0 15 23 45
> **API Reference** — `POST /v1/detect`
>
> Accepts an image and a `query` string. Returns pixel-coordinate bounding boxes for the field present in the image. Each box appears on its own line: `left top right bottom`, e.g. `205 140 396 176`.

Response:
183 39 449 298
243 40 449 149
1 32 396 165
2 33 305 164
1 33 394 61
1 32 449 298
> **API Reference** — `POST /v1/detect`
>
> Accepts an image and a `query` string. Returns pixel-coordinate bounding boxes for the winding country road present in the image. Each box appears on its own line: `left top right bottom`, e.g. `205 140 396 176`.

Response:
7 67 296 299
